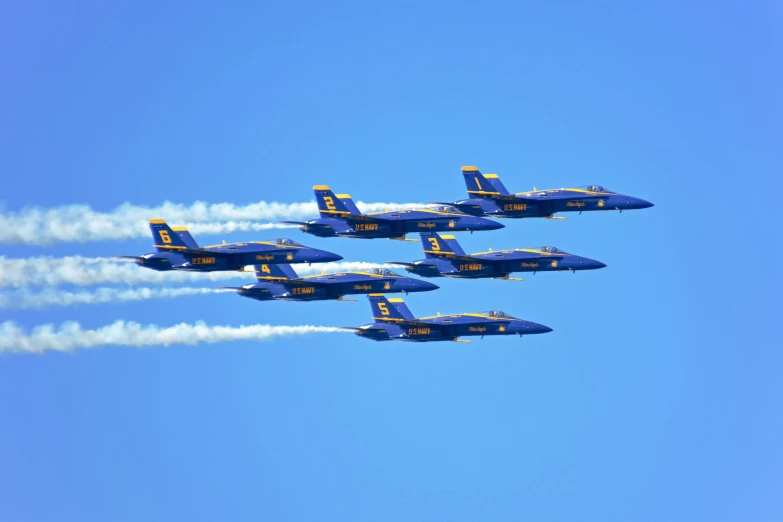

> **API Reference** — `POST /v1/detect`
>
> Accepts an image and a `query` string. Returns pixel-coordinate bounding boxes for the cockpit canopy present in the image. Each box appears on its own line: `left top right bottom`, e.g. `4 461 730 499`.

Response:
431 204 459 214
583 185 612 193
372 268 399 276
487 310 517 319
540 246 569 255
275 238 302 247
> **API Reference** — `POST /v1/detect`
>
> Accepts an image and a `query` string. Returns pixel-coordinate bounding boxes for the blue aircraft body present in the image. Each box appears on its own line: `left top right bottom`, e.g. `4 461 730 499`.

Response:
347 294 553 342
439 166 654 219
223 263 438 301
282 185 503 240
118 219 342 271
390 232 606 280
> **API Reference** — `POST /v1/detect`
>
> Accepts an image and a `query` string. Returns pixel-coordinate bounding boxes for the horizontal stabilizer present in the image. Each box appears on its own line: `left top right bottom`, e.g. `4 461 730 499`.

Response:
386 261 416 268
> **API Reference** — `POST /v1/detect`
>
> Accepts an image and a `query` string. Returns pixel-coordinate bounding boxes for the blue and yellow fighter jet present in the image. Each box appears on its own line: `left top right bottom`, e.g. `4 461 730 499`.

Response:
390 232 606 280
439 166 653 219
281 185 504 240
345 294 552 342
222 263 439 301
117 219 343 271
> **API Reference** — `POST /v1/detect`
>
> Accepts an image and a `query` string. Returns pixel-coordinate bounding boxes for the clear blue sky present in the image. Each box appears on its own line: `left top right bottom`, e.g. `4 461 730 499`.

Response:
1 2 781 520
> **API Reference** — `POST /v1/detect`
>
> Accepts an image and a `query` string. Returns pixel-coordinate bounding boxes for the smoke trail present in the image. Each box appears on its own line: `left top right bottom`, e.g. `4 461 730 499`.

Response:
0 320 346 354
0 200 424 245
0 256 390 288
0 287 235 310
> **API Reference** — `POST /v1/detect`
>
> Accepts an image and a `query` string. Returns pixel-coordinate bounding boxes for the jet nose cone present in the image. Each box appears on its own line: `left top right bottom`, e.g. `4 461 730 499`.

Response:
524 321 553 335
638 198 654 209
320 251 343 262
416 280 440 292
582 257 607 270
475 217 504 230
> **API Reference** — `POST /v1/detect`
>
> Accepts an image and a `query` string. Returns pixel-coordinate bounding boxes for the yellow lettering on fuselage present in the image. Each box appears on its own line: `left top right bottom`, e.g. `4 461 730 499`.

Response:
459 263 483 271
192 257 216 265
355 223 379 231
255 255 274 261
408 327 431 335
292 287 316 295
503 203 527 211
354 284 372 291
567 201 586 208
521 262 539 268
469 326 487 333
417 222 436 228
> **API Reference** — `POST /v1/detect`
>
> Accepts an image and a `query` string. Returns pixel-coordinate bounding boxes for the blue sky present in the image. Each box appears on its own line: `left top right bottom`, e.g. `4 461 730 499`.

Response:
1 1 781 520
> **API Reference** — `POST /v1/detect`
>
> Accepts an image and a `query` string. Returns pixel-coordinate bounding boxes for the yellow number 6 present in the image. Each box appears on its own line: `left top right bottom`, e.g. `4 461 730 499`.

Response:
160 230 172 244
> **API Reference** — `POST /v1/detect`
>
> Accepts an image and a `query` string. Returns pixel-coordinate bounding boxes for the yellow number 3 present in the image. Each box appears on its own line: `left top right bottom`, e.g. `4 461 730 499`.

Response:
428 237 440 251
160 230 172 244
378 303 390 315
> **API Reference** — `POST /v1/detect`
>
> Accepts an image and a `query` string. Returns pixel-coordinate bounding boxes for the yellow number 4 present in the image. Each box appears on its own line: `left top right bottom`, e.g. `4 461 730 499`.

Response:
261 265 271 274
160 230 172 244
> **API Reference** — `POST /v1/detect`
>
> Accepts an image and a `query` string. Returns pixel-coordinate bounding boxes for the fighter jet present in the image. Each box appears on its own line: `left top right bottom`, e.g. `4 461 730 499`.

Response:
117 219 342 271
281 185 503 240
222 263 438 301
346 294 552 342
439 166 653 219
390 232 606 280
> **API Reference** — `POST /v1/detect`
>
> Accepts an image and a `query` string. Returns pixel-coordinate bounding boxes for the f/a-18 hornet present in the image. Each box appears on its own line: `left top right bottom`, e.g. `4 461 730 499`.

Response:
222 263 438 301
345 294 552 342
390 232 606 280
118 219 342 271
281 185 503 240
439 166 653 219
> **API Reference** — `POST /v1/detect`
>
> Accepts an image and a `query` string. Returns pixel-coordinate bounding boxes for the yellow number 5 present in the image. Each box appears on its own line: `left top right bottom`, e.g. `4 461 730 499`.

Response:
378 303 390 315
160 230 172 244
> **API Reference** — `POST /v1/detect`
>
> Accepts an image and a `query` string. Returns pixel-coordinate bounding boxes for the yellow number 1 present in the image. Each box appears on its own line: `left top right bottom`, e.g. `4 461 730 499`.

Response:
160 230 172 244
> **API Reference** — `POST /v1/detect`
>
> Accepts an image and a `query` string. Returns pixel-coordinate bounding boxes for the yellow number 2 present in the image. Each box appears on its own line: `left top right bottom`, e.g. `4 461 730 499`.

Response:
323 196 336 210
378 303 390 316
160 230 172 244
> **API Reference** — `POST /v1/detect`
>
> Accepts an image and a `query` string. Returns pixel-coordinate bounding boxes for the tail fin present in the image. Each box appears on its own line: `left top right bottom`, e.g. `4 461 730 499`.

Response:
420 232 466 258
171 226 199 249
149 219 189 251
252 263 299 281
313 185 361 216
368 294 415 322
461 166 510 197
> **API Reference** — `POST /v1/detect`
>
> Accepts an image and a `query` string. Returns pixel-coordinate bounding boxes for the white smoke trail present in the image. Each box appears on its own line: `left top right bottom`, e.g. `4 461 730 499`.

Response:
0 256 391 288
0 320 346 354
0 287 236 310
0 200 424 245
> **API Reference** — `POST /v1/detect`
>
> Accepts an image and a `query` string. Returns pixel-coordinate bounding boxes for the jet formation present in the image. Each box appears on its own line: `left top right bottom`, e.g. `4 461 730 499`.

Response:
126 166 653 342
